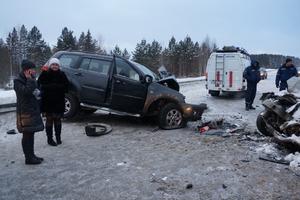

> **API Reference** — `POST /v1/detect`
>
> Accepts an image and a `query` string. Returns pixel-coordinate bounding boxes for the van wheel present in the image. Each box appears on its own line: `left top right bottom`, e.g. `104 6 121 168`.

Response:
209 90 220 97
158 103 187 130
64 93 79 119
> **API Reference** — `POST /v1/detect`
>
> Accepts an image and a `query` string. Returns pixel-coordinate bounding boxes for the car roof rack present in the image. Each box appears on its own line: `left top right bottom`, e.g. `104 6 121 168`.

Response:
215 46 250 56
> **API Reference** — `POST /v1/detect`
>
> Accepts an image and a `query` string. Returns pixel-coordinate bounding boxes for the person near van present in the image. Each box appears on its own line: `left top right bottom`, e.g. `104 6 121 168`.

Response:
14 60 44 165
38 58 69 146
243 60 261 111
275 58 298 91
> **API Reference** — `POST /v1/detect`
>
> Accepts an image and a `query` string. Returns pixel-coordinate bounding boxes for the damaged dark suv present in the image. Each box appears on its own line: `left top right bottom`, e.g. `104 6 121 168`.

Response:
47 51 206 129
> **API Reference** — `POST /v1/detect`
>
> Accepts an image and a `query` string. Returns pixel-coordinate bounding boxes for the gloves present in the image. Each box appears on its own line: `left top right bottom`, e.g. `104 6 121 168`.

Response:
276 84 279 88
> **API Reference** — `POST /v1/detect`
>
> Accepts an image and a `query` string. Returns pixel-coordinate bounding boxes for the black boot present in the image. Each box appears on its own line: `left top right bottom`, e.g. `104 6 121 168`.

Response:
30 136 44 162
22 133 42 165
55 123 62 145
46 126 57 146
249 105 256 110
245 104 250 111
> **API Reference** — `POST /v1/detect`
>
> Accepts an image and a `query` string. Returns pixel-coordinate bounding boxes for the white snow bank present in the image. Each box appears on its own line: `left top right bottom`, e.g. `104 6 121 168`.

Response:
256 143 278 155
177 76 205 83
0 89 16 104
289 134 300 144
285 152 300 169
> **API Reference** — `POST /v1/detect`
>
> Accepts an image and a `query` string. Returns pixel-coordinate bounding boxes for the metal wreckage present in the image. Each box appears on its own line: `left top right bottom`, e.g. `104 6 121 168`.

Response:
257 77 300 151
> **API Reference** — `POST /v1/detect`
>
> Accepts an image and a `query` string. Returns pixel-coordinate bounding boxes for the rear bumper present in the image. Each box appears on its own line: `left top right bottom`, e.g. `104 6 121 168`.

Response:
181 103 207 121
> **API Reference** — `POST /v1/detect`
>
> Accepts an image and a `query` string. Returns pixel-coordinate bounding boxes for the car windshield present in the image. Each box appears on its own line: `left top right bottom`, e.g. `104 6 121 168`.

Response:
129 61 159 80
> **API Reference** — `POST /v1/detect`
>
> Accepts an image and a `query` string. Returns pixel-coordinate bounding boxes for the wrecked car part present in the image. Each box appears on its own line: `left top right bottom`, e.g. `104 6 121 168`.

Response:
85 123 112 136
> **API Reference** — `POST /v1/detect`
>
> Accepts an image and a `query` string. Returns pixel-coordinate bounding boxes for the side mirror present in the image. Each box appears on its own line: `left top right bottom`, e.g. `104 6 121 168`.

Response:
143 75 153 84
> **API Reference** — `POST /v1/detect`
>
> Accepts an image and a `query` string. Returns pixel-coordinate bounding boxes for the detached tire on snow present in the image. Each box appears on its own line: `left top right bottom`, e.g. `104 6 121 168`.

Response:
158 103 187 130
256 112 273 136
64 93 79 119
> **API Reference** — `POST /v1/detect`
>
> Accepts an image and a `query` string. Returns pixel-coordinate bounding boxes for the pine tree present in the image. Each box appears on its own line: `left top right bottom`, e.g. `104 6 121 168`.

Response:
56 27 77 51
19 25 28 60
122 48 130 59
132 39 150 66
148 40 162 71
77 32 85 51
0 38 10 85
83 30 98 52
6 28 20 74
27 26 51 67
111 45 122 56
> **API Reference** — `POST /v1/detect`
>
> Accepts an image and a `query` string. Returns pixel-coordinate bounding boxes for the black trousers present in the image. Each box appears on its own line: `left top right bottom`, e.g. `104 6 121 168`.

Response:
245 83 257 107
22 132 34 159
45 113 62 138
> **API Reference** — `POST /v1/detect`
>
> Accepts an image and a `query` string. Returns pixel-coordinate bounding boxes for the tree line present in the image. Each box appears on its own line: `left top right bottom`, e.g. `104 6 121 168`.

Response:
251 54 300 69
0 25 299 86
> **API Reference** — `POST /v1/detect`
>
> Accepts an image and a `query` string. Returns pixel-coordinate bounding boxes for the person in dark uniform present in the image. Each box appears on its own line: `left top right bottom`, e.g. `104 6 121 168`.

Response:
14 60 44 165
275 58 298 91
38 58 68 146
243 60 261 111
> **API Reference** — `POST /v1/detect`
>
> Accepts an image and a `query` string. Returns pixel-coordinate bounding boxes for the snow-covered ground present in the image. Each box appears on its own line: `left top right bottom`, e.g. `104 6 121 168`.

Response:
0 69 299 200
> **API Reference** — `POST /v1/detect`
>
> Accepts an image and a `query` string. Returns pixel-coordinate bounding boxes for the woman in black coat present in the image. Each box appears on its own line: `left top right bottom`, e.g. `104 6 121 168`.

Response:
38 58 68 146
14 60 44 165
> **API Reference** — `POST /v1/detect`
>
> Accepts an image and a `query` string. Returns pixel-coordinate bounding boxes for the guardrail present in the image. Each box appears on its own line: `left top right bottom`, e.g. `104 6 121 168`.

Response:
0 103 16 114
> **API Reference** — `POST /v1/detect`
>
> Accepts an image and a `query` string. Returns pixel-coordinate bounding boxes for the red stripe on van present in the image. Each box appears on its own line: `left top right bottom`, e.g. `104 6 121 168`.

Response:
216 71 220 87
229 71 233 87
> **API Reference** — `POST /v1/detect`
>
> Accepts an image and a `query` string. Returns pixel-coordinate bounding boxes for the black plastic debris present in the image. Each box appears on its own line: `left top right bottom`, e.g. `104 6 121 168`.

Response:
6 129 17 135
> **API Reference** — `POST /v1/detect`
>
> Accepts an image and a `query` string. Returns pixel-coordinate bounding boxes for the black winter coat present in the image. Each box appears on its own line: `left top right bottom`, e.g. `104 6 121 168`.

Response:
243 64 261 85
14 73 44 133
38 69 69 114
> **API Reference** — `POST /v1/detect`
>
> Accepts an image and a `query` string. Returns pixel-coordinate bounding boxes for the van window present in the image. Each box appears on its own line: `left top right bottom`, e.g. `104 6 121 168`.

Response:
59 54 80 68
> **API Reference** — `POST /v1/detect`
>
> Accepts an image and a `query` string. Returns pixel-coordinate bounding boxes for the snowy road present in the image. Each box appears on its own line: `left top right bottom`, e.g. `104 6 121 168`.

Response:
0 70 299 200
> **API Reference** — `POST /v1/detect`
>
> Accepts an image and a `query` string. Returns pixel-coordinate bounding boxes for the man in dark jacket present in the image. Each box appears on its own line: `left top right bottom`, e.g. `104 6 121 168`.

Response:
275 58 298 91
243 60 261 111
14 60 44 165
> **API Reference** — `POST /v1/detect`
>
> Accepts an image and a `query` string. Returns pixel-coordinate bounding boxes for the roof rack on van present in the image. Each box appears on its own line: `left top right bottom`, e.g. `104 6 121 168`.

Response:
215 46 250 56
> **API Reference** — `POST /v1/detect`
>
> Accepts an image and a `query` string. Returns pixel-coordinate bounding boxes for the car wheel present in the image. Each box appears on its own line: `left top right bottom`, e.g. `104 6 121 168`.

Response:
256 111 273 136
209 90 220 97
64 93 79 119
158 103 187 130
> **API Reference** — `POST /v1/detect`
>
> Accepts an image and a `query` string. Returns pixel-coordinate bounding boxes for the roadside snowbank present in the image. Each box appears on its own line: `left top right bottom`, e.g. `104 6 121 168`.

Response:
0 89 16 104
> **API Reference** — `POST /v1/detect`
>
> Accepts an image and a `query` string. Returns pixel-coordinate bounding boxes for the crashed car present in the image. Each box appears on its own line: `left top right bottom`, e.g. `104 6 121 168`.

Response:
257 77 300 151
45 51 207 129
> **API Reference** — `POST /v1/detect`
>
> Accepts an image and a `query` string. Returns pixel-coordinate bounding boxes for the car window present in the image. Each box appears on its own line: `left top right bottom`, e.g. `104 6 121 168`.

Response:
79 58 90 70
89 59 111 75
116 58 140 81
59 54 80 68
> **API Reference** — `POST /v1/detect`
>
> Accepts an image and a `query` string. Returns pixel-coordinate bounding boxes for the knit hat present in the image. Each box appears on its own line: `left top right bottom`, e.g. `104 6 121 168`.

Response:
48 58 60 67
21 60 36 70
286 58 292 63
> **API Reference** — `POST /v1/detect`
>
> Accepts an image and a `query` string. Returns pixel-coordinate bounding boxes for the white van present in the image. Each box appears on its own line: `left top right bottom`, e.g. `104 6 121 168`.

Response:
205 48 251 96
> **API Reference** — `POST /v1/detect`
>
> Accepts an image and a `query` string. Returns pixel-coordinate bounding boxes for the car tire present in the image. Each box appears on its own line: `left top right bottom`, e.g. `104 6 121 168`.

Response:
209 90 220 97
64 93 79 119
256 112 273 136
158 103 187 130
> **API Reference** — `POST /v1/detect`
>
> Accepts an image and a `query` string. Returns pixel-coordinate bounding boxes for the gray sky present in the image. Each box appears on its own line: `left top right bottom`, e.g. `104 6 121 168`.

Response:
1 0 299 57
